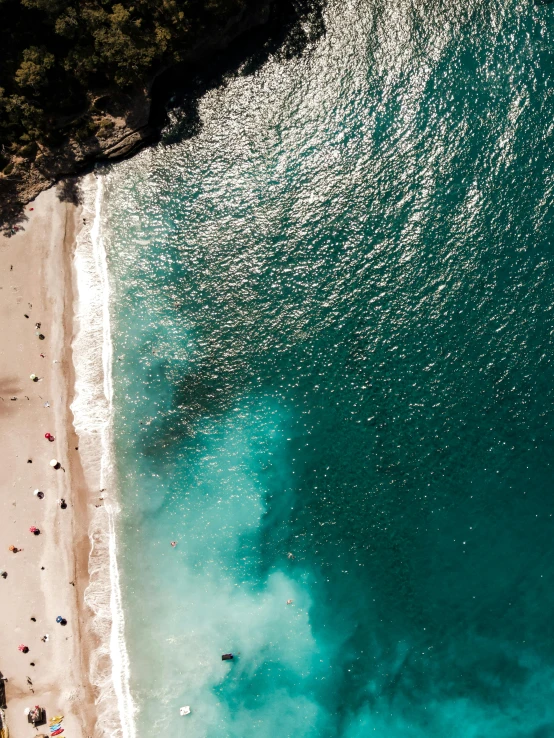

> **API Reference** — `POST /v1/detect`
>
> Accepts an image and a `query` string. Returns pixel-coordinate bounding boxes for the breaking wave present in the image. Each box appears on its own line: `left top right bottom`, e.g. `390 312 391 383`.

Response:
71 172 136 738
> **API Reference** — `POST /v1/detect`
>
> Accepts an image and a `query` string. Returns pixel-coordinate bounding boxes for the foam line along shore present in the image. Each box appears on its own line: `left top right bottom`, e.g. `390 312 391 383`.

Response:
73 173 137 738
0 174 136 738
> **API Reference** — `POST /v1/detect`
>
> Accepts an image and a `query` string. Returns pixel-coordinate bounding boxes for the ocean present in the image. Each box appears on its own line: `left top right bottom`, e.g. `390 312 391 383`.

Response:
82 0 554 735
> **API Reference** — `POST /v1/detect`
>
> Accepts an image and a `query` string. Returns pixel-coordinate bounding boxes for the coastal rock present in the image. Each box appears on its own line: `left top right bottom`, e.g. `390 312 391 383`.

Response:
0 0 274 230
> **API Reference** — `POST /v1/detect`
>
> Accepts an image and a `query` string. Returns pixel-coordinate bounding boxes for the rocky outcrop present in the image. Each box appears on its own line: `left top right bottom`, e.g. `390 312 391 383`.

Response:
0 0 273 229
0 0 324 230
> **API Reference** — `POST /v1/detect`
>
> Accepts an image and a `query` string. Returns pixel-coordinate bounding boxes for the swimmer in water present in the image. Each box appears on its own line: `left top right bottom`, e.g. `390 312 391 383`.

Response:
171 541 177 547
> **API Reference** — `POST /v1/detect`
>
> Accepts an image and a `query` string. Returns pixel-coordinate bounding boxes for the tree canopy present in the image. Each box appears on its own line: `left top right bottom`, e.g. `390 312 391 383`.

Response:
0 0 248 161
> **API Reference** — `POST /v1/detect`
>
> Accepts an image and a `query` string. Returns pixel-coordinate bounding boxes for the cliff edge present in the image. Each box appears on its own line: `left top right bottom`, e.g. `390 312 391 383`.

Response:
0 0 324 230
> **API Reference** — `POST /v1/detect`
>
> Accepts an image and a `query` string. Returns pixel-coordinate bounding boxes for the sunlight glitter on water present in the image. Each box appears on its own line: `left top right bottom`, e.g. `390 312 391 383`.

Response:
100 0 554 735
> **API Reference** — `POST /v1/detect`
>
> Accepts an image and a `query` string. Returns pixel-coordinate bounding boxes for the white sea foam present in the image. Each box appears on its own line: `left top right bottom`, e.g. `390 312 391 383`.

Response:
71 172 137 738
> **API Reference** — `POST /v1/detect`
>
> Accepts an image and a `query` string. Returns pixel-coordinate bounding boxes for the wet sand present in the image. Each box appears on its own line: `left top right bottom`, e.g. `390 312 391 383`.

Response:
0 186 96 738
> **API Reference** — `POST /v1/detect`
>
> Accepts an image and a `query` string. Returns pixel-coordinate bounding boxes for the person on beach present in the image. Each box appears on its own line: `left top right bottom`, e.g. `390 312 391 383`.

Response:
9 545 21 553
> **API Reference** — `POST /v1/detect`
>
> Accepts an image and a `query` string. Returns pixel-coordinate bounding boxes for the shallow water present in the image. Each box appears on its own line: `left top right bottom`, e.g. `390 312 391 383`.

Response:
101 0 554 735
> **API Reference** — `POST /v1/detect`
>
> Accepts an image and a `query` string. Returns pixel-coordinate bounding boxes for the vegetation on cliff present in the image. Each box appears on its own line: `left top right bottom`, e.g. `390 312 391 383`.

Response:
0 0 250 168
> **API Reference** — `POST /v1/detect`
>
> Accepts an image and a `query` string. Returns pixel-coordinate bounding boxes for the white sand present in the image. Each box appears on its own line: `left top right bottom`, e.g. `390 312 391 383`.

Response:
0 187 96 738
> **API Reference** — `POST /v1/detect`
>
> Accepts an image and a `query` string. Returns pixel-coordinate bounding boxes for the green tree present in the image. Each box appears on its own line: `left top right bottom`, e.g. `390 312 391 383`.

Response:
15 46 55 89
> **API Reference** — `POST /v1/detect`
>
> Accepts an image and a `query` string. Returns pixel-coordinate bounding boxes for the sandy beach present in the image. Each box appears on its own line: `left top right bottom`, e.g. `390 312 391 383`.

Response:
0 186 96 738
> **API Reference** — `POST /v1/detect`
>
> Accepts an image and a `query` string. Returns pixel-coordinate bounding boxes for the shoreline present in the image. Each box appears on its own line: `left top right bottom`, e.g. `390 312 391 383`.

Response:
72 173 136 738
0 177 132 738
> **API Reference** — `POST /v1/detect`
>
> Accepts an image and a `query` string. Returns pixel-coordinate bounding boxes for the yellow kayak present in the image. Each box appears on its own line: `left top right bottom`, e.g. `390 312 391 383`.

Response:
49 717 63 724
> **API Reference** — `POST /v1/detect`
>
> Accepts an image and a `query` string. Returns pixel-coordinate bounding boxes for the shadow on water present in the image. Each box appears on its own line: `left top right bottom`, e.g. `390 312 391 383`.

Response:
0 0 326 234
151 0 326 145
134 350 254 459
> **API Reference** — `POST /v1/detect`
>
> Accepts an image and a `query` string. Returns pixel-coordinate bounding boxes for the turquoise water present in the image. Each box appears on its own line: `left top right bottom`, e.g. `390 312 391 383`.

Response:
102 0 554 735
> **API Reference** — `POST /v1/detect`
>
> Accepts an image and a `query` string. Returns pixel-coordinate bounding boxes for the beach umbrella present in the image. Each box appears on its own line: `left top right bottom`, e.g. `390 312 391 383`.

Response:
55 616 63 623
29 527 39 534
24 708 30 715
18 644 28 652
9 545 15 551
33 489 40 496
49 459 58 467
30 374 36 380
0 570 6 578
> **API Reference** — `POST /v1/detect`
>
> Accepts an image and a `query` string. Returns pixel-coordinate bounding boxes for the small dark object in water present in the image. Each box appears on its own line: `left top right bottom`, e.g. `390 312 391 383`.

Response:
222 653 234 661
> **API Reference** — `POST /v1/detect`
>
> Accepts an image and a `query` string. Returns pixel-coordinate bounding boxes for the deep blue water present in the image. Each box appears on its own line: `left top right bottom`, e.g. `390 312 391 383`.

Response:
102 0 554 735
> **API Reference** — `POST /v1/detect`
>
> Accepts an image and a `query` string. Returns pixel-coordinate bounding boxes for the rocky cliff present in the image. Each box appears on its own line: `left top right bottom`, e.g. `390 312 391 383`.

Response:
1 0 324 230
